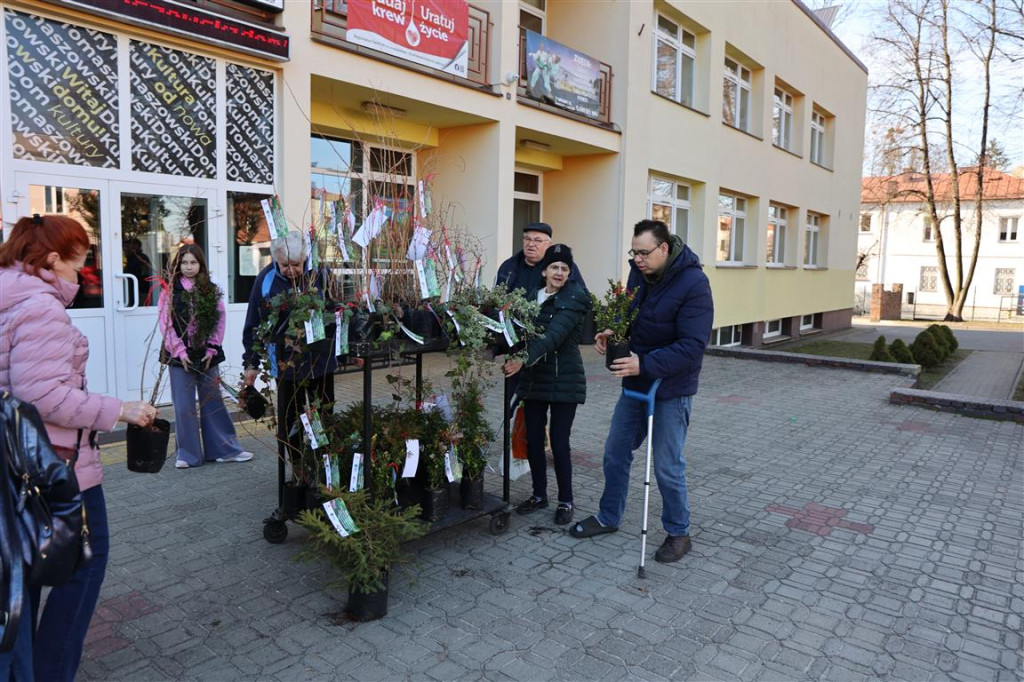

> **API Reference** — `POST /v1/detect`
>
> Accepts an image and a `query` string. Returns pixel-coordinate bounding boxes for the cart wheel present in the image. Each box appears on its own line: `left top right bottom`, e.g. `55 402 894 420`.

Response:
489 511 511 536
263 519 288 544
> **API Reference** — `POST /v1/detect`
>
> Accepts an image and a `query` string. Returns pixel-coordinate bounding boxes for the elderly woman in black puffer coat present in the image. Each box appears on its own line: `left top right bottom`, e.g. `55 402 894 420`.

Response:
501 244 590 526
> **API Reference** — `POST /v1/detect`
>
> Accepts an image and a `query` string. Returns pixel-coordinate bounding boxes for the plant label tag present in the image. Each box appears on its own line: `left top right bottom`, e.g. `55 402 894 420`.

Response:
363 292 375 313
441 271 453 304
260 196 286 239
349 453 364 492
479 311 505 334
450 444 462 480
500 311 518 347
305 310 326 344
403 439 420 478
399 321 425 345
337 232 350 261
335 310 348 356
424 258 441 298
444 449 456 483
301 411 329 450
323 454 334 490
415 260 430 299
323 498 360 537
406 225 431 261
369 274 381 301
322 499 349 537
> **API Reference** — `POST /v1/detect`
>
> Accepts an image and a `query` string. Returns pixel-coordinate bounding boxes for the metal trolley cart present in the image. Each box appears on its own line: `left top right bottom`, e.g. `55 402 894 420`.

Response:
262 339 512 543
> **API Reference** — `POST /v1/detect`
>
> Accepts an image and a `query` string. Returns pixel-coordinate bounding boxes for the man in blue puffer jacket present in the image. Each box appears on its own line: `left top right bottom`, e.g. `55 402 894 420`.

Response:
571 219 713 564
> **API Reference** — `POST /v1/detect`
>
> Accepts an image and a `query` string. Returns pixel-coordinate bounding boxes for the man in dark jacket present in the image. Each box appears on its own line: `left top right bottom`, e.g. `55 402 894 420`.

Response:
495 222 587 295
570 219 713 564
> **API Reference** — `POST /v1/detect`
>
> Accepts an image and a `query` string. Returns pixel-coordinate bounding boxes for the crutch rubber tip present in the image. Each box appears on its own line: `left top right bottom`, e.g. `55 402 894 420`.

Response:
637 566 646 579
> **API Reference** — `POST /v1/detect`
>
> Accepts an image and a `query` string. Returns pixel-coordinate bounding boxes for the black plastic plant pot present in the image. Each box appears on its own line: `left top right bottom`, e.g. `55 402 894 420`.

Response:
126 418 170 474
395 478 422 510
347 575 389 622
605 341 631 370
238 386 268 421
305 487 327 512
281 482 308 520
460 474 484 511
420 486 450 522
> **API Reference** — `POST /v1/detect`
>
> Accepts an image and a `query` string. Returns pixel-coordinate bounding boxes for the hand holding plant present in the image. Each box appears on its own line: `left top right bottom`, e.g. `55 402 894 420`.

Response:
591 279 637 344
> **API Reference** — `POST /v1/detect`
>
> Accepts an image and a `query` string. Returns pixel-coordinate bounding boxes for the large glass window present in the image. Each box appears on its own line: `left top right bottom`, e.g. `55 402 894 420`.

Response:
228 192 273 303
519 0 545 32
653 14 695 107
28 185 103 309
717 193 746 263
513 169 542 248
647 176 690 245
772 87 794 150
766 204 787 264
804 212 822 267
722 58 751 131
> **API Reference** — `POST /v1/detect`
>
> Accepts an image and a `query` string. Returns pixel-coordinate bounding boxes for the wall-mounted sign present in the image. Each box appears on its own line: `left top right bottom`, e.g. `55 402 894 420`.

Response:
130 41 217 177
52 0 289 60
5 10 119 167
525 30 602 120
226 64 275 185
347 0 469 78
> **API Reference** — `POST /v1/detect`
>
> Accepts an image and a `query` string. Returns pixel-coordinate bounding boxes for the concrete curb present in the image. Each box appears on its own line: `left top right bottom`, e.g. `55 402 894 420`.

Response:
889 387 1024 423
705 346 920 377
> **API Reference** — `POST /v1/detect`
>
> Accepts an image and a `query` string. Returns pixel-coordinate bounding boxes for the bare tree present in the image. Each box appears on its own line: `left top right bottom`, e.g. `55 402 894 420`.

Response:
869 0 1023 320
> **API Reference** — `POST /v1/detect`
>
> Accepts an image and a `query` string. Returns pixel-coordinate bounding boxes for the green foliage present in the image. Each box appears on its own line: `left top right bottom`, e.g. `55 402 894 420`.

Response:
449 374 493 480
869 335 893 362
910 330 943 369
937 324 959 352
591 279 637 343
297 490 426 594
180 277 222 351
926 325 950 361
888 338 916 364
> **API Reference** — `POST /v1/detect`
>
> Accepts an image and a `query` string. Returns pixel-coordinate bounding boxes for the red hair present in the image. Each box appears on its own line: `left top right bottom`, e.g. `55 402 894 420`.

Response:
0 215 90 276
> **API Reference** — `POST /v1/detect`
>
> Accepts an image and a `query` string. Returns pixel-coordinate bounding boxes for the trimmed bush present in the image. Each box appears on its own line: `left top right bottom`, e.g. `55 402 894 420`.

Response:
910 331 943 369
926 325 950 361
869 335 893 362
938 324 959 352
889 338 915 364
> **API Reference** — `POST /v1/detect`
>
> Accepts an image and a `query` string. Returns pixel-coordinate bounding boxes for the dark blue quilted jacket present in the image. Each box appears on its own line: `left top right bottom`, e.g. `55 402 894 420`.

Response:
622 238 714 399
518 283 590 404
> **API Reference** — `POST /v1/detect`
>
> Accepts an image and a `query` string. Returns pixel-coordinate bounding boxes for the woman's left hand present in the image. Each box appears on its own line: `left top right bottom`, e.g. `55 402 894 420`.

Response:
203 356 213 370
502 360 523 377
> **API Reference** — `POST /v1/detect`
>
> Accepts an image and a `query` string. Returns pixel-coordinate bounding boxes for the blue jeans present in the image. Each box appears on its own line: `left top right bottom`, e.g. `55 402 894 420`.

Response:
597 395 693 536
0 583 34 681
169 365 243 466
31 486 109 682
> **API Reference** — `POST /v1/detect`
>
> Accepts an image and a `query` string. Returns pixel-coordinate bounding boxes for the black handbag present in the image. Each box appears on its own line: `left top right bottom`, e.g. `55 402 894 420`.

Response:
2 392 92 588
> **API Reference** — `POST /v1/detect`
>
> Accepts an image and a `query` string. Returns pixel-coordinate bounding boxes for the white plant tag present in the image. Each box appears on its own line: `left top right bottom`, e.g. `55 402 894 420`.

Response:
403 439 420 478
444 449 456 483
349 452 364 492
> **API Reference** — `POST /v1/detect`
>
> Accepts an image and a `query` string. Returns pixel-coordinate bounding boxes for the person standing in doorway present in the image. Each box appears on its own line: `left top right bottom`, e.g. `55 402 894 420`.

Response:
570 219 713 564
159 244 253 469
124 237 153 306
501 245 590 525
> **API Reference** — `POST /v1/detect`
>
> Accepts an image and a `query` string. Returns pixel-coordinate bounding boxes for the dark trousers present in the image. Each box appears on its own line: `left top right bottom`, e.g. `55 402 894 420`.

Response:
277 375 335 481
523 400 578 505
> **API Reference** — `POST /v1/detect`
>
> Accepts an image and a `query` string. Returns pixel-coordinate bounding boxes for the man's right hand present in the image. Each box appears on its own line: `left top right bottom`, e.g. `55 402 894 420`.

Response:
594 330 613 355
243 369 258 386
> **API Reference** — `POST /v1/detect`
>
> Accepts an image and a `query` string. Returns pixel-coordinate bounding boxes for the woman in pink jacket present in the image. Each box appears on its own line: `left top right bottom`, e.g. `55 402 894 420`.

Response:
158 244 252 468
0 214 155 682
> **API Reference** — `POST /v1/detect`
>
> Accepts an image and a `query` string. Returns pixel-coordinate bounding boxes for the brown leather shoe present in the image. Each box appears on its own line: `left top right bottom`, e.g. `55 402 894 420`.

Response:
654 535 692 563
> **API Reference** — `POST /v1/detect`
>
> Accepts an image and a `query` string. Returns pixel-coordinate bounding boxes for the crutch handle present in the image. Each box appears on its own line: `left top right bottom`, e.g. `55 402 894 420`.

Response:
622 378 663 417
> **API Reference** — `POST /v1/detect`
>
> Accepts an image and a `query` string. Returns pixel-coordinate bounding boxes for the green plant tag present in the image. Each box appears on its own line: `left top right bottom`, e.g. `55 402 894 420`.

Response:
349 452 364 492
399 322 425 345
323 498 360 537
500 311 518 346
301 411 329 450
305 310 326 344
450 445 462 480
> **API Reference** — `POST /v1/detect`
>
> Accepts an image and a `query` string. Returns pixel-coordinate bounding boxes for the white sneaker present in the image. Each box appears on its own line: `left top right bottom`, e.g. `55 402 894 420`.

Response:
175 460 190 469
216 451 254 463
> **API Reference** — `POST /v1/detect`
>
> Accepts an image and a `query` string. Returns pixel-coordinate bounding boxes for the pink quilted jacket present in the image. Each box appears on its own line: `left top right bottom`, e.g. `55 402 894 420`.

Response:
0 263 121 491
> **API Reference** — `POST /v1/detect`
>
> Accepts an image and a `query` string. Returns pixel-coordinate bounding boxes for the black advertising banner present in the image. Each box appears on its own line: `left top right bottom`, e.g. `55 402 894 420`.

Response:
130 41 216 177
5 10 119 168
225 64 274 184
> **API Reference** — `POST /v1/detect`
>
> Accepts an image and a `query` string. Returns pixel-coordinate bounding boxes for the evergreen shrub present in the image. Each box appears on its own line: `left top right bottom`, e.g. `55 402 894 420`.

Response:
938 324 959 352
910 331 943 369
869 335 893 362
888 338 916 364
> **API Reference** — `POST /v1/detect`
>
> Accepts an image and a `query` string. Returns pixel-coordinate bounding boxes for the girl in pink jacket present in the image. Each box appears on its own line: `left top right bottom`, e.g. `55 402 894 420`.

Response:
0 214 156 682
159 244 252 469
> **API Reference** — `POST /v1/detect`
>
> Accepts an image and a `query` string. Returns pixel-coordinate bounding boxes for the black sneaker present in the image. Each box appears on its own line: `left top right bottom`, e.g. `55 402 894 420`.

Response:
515 496 548 515
654 535 692 563
554 503 573 525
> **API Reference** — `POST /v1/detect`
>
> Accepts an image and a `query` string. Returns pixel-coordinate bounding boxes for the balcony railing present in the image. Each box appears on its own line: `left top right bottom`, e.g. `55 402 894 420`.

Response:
311 1 491 88
517 27 612 125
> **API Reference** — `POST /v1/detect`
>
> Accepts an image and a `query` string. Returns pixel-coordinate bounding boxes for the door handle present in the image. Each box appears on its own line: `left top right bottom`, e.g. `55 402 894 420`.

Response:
116 273 139 311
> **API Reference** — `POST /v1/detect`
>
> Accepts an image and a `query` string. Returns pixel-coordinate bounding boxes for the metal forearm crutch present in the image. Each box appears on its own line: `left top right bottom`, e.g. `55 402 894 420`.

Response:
622 378 662 579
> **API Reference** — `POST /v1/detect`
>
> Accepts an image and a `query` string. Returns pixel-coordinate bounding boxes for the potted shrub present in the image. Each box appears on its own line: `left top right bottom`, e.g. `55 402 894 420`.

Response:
449 371 493 510
418 406 451 522
126 364 170 474
591 279 638 369
297 490 426 621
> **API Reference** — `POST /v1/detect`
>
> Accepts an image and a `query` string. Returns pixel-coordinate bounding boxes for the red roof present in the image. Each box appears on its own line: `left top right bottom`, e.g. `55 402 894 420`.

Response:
862 167 1024 204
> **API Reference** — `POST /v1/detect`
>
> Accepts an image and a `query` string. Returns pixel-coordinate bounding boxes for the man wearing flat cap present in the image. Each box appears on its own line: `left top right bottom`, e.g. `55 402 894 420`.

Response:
496 222 587 296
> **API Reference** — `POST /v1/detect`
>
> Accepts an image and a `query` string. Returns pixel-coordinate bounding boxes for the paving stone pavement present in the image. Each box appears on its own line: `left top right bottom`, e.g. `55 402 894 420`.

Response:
76 349 1023 681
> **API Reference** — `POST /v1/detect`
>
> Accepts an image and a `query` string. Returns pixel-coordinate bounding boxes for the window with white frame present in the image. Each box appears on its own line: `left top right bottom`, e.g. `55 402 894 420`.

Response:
919 266 938 293
766 204 787 264
519 0 544 32
999 217 1019 242
923 216 935 242
648 176 690 245
804 212 822 266
860 213 872 232
810 110 827 165
44 186 65 213
712 325 743 347
513 169 542 247
772 87 794 150
800 313 815 330
653 14 695 107
722 58 751 131
994 268 1016 295
717 193 746 263
764 319 783 339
